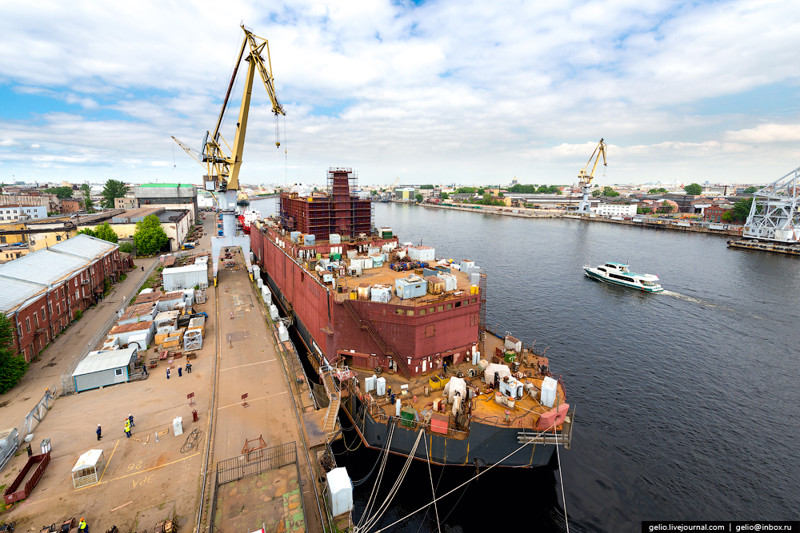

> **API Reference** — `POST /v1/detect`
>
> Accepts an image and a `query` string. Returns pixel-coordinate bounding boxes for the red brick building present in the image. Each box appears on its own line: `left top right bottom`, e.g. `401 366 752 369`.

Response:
0 234 124 361
703 204 733 223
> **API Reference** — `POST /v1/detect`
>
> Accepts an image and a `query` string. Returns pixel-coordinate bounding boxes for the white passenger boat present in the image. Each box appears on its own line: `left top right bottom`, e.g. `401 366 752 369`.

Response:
583 262 663 293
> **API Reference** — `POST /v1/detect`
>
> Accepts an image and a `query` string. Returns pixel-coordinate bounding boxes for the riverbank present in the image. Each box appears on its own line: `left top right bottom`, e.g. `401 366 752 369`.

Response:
415 201 743 237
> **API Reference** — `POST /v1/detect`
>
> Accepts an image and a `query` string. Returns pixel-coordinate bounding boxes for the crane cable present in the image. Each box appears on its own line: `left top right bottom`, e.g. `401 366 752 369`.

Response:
355 427 424 533
555 427 570 533
355 423 395 530
422 430 441 533
368 421 562 533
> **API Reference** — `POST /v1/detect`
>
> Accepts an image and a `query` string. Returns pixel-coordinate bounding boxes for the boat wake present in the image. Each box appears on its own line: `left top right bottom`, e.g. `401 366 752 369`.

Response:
661 290 732 312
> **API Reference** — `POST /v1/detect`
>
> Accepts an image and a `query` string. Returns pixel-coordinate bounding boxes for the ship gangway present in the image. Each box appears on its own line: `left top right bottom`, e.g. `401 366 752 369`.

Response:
319 365 356 435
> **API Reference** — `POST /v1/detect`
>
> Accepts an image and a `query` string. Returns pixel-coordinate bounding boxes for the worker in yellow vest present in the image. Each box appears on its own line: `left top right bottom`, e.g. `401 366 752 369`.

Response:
124 419 132 438
79 517 88 533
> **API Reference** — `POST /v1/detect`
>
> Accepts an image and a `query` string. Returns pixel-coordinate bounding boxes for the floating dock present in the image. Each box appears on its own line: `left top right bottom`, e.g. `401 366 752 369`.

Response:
727 239 800 256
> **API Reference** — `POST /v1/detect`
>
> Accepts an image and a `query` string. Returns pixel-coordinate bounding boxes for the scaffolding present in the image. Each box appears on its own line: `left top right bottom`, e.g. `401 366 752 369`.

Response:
279 168 373 240
743 164 800 243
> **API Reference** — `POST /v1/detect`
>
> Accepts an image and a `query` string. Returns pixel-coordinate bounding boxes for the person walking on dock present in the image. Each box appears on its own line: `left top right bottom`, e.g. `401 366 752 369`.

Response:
78 517 88 533
178 366 183 377
96 424 102 441
186 361 192 374
128 414 135 428
166 368 170 379
443 361 448 375
124 419 132 438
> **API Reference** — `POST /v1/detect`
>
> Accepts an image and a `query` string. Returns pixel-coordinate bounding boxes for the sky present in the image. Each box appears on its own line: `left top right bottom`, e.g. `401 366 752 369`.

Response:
1 0 799 187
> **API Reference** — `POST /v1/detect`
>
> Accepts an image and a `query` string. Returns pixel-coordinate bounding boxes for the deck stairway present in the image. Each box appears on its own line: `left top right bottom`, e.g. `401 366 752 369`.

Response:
341 299 411 378
320 370 340 434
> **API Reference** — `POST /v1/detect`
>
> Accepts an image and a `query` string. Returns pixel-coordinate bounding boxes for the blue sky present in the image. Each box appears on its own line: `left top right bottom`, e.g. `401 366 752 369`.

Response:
1 0 799 186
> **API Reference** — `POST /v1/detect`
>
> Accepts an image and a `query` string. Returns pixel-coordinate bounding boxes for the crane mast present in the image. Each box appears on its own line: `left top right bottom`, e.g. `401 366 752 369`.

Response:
179 24 285 285
576 138 607 214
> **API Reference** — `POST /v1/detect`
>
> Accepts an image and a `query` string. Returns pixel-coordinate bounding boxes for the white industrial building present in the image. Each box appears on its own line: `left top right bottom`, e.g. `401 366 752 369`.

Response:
595 203 637 217
0 205 48 221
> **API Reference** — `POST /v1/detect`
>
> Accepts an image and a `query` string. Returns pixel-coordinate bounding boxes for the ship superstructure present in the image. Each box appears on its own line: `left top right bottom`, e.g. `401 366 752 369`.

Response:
250 168 573 468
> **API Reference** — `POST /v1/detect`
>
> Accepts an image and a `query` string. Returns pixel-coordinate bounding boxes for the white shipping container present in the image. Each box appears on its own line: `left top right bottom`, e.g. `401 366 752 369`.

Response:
540 376 558 407
162 264 209 291
408 246 435 262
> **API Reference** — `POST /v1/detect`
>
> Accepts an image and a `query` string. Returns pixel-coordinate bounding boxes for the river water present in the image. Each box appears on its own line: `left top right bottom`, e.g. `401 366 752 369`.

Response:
251 199 800 531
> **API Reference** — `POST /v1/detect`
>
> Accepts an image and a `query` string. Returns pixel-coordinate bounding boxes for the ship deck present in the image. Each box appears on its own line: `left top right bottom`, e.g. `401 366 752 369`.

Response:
343 333 568 437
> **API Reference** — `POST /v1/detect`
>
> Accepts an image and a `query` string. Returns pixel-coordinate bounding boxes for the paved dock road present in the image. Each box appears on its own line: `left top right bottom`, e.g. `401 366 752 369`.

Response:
213 250 322 531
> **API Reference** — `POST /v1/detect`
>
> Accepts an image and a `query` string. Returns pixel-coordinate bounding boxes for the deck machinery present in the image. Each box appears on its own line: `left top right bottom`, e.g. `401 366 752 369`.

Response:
742 164 800 244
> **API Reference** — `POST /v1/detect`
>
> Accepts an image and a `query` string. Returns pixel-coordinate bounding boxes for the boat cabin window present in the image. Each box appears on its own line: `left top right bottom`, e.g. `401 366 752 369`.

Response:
642 281 655 286
597 267 607 272
609 273 634 282
418 309 425 316
407 310 414 316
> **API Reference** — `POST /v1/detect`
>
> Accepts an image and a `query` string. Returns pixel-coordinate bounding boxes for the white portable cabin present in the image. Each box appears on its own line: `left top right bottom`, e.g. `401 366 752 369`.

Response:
72 348 138 393
108 321 154 348
162 264 209 291
72 449 105 488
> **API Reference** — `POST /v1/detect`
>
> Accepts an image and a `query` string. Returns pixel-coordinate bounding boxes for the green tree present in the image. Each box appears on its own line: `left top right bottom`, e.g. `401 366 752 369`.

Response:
684 183 702 195
419 184 434 189
440 192 449 200
133 214 168 255
637 207 653 214
728 198 753 222
743 186 758 194
455 187 476 194
93 222 119 243
648 188 667 194
592 189 602 197
44 186 73 199
0 314 28 394
119 242 134 254
601 186 620 197
476 188 485 195
415 193 423 203
81 184 95 213
101 179 129 208
77 228 96 238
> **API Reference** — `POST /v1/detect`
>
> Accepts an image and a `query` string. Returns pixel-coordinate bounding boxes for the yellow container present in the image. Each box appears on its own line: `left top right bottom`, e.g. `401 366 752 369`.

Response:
428 375 451 391
349 291 357 300
470 285 479 294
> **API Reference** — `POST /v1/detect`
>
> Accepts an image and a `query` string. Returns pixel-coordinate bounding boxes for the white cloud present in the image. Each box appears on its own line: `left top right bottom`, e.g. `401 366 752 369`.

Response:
0 0 799 184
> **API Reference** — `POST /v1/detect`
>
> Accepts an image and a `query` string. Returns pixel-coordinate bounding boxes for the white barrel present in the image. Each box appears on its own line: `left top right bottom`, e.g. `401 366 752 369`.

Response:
376 377 386 396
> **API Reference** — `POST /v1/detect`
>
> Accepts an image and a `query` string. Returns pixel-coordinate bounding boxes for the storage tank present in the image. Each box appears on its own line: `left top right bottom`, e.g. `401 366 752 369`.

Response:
269 304 279 321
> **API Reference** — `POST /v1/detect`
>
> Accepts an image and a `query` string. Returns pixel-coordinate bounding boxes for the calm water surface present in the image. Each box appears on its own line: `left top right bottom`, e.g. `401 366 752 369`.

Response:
253 199 800 531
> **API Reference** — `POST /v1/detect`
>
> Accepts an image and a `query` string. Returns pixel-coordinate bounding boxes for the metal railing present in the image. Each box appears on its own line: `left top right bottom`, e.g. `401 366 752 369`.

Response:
215 442 297 485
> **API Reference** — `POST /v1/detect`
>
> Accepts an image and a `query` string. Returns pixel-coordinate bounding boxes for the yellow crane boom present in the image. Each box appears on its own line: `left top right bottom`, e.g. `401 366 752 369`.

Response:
577 138 608 213
202 24 286 193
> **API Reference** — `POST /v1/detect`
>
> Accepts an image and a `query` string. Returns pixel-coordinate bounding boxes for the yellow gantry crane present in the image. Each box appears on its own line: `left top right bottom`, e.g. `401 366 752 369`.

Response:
577 138 607 213
174 24 286 285
203 24 286 194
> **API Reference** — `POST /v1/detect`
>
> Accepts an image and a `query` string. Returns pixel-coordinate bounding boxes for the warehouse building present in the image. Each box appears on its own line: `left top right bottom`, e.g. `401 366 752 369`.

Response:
0 234 124 361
